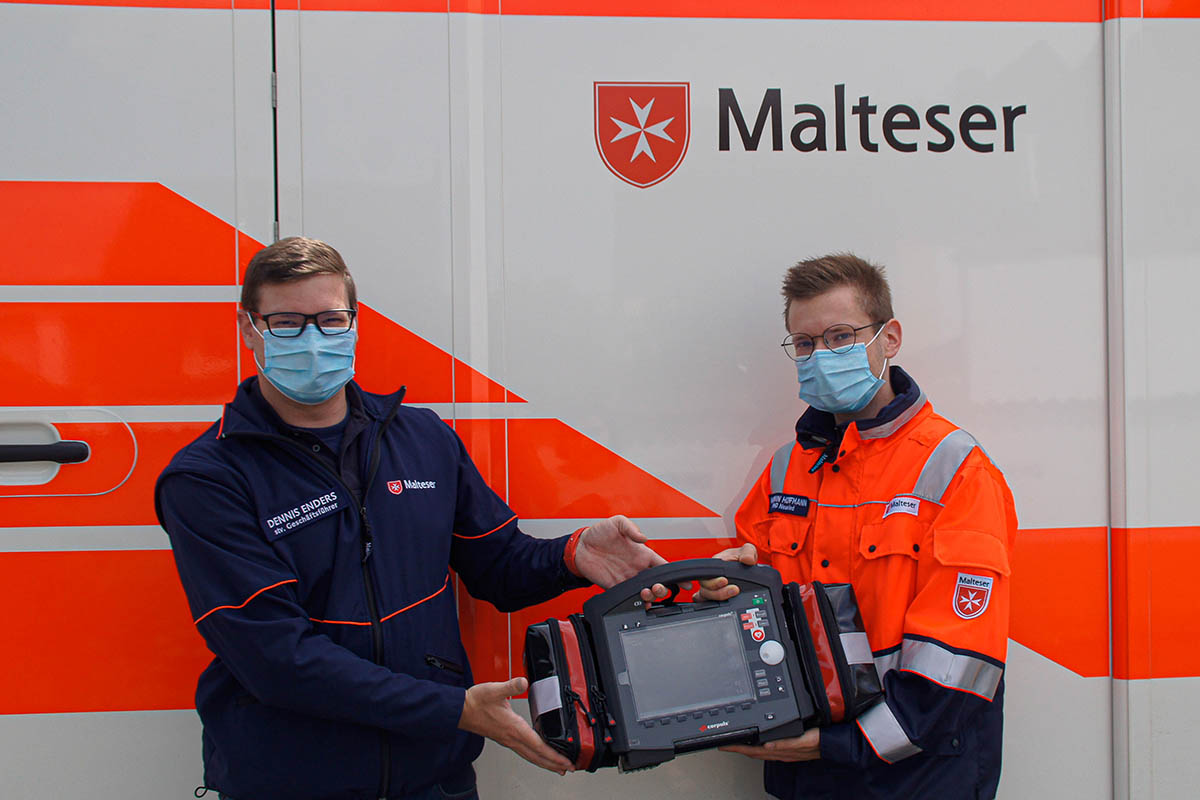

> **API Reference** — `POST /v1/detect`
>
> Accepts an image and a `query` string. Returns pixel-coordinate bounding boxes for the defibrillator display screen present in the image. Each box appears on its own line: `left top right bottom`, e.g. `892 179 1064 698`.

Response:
619 612 754 721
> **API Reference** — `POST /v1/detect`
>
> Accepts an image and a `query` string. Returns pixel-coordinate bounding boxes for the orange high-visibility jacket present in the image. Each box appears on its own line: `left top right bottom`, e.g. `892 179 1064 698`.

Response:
736 368 1017 798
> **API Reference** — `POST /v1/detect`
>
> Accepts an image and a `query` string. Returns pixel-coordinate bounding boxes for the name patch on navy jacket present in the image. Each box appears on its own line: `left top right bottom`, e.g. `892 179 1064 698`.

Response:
263 489 344 539
768 493 810 517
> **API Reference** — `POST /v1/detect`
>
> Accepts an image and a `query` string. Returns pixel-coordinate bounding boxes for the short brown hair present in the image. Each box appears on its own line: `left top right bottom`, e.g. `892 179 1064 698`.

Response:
781 253 893 325
240 236 357 311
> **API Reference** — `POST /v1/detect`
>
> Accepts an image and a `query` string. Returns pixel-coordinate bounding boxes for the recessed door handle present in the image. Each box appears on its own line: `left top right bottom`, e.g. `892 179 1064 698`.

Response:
0 441 90 465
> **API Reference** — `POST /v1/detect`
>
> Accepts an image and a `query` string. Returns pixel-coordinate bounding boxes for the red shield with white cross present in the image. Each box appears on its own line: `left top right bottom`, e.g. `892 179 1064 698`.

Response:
387 480 404 495
595 82 690 188
954 572 993 620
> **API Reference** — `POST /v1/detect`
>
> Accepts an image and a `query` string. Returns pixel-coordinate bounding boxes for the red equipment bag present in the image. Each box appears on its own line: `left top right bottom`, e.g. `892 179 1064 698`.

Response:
522 614 617 772
784 581 883 726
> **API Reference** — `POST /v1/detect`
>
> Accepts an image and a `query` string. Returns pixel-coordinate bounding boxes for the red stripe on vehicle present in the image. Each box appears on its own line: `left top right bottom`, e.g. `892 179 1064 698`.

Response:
1112 526 1200 680
2 302 239 407
0 181 253 286
0 550 210 713
0 0 1106 20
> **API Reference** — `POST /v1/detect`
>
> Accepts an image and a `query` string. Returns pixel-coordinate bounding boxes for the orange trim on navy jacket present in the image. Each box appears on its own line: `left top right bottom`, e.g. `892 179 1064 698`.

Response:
310 574 452 625
452 514 517 540
193 578 299 625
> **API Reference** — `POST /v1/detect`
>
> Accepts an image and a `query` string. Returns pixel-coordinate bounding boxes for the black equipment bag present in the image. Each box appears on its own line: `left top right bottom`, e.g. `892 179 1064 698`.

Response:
783 581 884 727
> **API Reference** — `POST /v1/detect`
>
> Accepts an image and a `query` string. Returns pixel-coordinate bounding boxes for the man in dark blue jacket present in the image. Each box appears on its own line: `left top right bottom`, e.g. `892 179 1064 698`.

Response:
156 237 666 800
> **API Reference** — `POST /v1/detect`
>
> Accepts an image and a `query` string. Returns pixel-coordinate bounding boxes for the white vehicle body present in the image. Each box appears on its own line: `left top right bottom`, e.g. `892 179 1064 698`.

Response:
0 1 1196 797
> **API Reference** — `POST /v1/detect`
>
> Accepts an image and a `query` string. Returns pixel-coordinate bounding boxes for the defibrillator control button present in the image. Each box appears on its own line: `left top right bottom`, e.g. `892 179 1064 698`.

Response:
754 669 767 678
759 639 785 666
758 689 771 698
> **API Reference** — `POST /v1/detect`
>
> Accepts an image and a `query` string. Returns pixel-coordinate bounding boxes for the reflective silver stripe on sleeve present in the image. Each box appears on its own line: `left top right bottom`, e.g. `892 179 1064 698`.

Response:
840 631 874 665
911 429 978 502
769 441 796 495
874 650 902 681
857 700 922 763
900 638 1004 700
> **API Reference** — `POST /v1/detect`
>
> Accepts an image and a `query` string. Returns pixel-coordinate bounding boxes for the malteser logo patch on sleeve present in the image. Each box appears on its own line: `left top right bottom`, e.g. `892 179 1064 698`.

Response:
884 495 921 519
954 572 994 620
262 488 345 539
768 493 810 517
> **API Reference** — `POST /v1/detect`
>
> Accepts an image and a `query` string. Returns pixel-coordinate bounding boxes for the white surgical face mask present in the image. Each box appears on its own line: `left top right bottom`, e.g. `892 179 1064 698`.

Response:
254 323 357 405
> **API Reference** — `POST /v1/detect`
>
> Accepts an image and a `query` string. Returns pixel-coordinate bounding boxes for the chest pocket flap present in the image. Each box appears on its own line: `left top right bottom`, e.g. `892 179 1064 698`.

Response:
933 529 1011 576
756 516 811 557
858 520 921 561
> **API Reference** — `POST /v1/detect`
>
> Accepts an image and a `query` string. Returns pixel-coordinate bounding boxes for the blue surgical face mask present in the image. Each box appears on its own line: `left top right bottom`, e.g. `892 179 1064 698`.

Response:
795 326 888 414
254 323 357 405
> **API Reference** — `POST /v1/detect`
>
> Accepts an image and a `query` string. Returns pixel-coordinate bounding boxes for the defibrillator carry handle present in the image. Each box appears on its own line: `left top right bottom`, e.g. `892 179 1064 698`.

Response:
604 556 763 606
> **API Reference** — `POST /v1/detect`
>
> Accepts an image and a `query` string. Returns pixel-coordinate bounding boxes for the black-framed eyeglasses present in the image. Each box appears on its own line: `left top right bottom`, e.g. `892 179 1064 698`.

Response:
781 322 884 362
253 309 357 337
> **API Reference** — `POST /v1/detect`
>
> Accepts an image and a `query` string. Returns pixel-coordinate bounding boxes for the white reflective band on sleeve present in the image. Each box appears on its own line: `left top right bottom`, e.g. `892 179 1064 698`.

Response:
911 429 978 502
528 676 562 720
770 441 796 495
874 650 902 681
840 631 874 665
900 638 1004 700
857 701 922 764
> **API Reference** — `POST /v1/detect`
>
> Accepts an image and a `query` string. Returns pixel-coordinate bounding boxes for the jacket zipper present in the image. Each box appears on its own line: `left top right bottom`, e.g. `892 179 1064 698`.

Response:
424 654 465 676
358 391 403 800
222 387 406 799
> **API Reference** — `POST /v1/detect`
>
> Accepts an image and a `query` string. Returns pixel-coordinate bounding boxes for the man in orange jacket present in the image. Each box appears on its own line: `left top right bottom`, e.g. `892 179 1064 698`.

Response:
705 253 1017 799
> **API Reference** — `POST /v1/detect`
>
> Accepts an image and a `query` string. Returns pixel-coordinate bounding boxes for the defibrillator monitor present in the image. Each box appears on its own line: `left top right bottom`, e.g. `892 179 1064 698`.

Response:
524 559 884 773
618 610 756 721
584 561 810 770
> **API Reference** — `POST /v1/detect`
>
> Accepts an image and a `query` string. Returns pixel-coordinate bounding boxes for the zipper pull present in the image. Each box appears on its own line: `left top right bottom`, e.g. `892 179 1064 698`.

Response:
361 506 374 562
